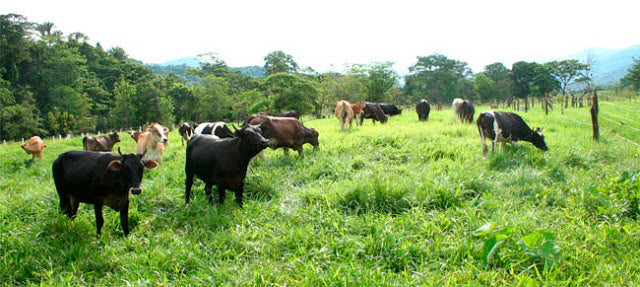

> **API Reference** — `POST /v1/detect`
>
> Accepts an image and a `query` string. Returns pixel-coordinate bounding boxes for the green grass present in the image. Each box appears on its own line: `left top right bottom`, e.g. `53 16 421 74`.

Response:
2 101 640 285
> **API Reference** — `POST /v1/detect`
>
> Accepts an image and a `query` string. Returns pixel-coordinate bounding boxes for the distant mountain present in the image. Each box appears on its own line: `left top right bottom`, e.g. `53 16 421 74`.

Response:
551 44 640 86
146 57 266 82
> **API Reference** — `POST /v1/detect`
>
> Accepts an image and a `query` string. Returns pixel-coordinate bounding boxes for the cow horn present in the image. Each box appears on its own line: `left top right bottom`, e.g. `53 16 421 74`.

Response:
118 147 123 156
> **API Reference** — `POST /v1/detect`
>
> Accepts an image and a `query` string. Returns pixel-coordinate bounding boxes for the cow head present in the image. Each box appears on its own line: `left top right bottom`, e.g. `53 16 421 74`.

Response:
108 148 158 195
530 128 548 151
236 124 270 152
305 128 320 148
148 123 169 144
109 132 121 143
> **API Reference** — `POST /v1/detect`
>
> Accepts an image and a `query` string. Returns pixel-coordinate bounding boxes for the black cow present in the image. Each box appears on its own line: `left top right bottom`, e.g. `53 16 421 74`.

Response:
52 148 158 235
194 122 235 139
459 100 475 123
416 99 430 121
477 111 548 156
279 110 300 119
359 102 388 125
379 103 402 116
185 125 269 206
178 122 195 146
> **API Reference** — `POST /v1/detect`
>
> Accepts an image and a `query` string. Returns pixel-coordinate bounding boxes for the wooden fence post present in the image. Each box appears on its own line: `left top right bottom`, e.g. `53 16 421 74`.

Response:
591 90 599 141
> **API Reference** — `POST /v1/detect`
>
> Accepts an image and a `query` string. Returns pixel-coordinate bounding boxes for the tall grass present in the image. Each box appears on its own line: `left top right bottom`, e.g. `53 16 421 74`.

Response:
1 101 640 285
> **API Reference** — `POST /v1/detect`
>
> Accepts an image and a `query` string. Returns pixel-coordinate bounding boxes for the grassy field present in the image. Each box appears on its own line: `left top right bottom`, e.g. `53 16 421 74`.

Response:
1 101 640 285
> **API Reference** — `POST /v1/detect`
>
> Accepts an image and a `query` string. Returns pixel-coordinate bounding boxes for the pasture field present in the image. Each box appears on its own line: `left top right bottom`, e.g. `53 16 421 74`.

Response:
1 101 640 285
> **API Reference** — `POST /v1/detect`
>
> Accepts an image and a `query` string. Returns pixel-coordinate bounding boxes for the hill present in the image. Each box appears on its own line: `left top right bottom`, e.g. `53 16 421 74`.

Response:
146 58 266 82
551 44 640 85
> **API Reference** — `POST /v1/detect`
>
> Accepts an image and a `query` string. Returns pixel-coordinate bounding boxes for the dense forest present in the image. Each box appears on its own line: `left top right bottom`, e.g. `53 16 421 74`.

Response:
1 13 639 140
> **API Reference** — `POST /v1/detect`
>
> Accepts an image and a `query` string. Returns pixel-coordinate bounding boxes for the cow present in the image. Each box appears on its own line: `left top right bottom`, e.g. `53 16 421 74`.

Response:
178 122 196 146
359 102 388 125
245 115 319 157
459 100 475 123
52 148 158 235
194 122 235 139
416 99 430 121
335 100 354 131
83 132 121 152
279 110 301 119
21 136 46 162
351 102 365 126
185 125 269 206
379 103 402 116
136 123 169 163
477 111 548 156
452 98 464 116
128 130 143 143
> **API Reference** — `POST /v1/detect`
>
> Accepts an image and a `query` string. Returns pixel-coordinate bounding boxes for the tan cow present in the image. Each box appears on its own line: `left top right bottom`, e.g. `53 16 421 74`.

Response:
135 123 169 163
335 100 354 131
21 136 46 162
351 102 365 126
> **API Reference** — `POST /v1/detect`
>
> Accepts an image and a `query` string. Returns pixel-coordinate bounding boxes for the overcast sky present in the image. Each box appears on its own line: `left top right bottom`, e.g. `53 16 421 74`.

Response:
3 0 639 73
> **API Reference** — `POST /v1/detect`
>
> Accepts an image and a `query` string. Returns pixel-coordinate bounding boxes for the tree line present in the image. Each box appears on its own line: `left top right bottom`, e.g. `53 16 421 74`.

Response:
2 14 639 140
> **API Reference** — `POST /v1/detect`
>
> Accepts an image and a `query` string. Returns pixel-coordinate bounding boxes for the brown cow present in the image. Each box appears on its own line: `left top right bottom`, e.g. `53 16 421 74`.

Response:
21 136 46 162
245 115 319 157
83 132 121 152
128 130 143 143
136 123 169 163
335 100 354 131
351 102 365 126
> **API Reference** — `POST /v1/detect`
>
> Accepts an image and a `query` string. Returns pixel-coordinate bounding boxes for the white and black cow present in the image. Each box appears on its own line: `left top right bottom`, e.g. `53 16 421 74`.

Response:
194 122 235 139
416 99 430 121
477 111 548 156
185 125 270 207
52 148 158 235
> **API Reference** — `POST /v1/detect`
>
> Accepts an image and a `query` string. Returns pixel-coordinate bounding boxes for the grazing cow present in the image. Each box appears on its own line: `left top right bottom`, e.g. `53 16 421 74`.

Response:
185 125 269 206
136 123 169 162
245 115 319 156
335 100 354 131
83 132 121 152
452 98 464 116
279 110 301 119
52 148 158 235
351 102 365 126
194 122 235 139
21 136 46 162
178 122 196 146
477 111 548 156
416 99 431 121
459 100 475 123
379 103 402 116
359 102 388 125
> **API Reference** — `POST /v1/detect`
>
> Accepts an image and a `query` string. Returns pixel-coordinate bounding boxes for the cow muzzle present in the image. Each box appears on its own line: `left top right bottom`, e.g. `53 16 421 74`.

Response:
129 187 143 195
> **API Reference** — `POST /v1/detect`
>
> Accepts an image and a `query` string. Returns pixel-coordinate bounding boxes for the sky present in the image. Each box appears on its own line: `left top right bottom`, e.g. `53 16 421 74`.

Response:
3 0 639 74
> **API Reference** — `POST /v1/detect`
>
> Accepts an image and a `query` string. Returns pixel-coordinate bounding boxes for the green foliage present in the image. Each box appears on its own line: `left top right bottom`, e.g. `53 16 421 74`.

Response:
546 60 588 95
264 50 299 75
405 54 472 104
350 62 398 103
474 73 498 103
264 73 317 114
622 57 640 91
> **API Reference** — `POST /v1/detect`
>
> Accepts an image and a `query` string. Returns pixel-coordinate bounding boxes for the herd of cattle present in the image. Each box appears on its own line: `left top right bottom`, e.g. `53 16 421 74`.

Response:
16 98 547 236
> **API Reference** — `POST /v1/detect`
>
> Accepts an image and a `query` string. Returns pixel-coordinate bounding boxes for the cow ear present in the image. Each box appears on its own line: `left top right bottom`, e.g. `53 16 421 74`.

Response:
108 160 123 171
143 160 158 170
163 127 169 134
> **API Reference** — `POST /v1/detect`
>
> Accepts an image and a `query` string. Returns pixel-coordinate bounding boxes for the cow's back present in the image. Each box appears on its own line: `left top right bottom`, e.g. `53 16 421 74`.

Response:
493 112 532 141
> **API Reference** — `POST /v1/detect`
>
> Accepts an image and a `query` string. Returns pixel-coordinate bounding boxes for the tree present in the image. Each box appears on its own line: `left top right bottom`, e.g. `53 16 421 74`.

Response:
511 61 537 111
264 72 317 114
351 62 398 103
0 14 32 83
264 51 299 75
474 73 498 103
622 57 640 91
483 62 512 102
405 54 472 104
111 78 136 128
546 60 587 96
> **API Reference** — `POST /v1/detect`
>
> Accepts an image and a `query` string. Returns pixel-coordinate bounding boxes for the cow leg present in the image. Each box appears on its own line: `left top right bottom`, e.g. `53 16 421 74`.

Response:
478 126 488 156
347 117 353 130
205 182 214 203
94 204 104 235
216 184 226 205
512 141 518 148
120 198 130 236
339 118 345 131
296 146 304 157
258 150 265 160
70 197 80 218
181 137 184 146
234 186 244 208
283 148 289 156
185 169 195 204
